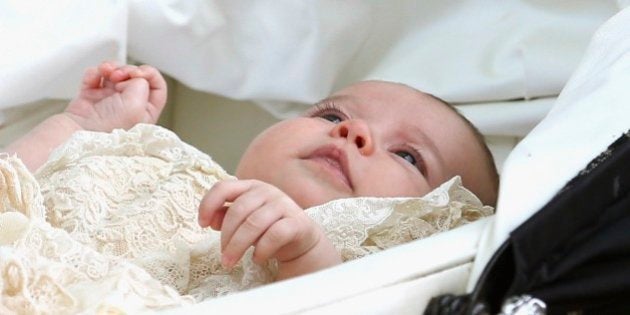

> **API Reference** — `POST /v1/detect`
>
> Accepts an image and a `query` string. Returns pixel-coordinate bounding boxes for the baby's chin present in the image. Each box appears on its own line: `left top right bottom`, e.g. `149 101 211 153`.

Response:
291 192 339 210
282 183 349 210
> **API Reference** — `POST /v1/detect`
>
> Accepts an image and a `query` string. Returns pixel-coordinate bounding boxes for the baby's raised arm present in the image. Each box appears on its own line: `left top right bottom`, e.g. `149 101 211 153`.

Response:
3 62 167 172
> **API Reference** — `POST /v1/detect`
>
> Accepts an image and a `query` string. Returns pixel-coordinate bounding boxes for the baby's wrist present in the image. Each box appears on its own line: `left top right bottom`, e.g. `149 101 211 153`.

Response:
276 233 341 280
51 113 85 134
59 111 100 132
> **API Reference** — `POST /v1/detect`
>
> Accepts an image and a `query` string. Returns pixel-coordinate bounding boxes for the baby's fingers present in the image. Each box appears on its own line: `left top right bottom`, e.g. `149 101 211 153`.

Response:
97 61 117 76
81 67 102 90
198 179 249 228
133 65 167 92
219 182 274 249
206 205 227 231
134 65 167 119
251 218 300 264
221 205 283 268
108 65 139 83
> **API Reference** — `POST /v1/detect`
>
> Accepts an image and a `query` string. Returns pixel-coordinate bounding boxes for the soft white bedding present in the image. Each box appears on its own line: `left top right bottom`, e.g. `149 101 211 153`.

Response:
0 1 621 118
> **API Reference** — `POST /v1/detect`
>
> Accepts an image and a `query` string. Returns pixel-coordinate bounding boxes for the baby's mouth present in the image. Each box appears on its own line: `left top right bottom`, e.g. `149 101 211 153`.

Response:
303 146 354 191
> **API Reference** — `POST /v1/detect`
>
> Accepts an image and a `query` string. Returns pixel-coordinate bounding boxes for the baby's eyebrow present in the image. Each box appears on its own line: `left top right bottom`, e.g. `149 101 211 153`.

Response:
316 94 355 106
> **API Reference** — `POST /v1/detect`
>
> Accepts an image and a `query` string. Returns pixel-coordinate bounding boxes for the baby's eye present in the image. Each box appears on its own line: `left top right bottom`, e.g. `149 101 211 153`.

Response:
321 114 343 124
395 151 417 165
305 101 349 123
393 148 427 176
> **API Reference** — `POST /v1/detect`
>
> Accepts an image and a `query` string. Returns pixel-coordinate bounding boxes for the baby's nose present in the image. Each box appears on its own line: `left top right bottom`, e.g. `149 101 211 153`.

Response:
331 120 374 155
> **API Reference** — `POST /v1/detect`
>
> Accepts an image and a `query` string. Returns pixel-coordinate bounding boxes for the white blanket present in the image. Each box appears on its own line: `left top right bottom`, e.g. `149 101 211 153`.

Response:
0 1 622 134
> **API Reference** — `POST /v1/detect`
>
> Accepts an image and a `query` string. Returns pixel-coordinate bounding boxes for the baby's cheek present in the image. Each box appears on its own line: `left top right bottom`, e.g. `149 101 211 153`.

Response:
359 165 431 197
375 170 431 198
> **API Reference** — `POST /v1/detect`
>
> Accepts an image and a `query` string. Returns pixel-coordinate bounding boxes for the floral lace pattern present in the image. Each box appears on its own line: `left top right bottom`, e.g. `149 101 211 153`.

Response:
0 124 493 313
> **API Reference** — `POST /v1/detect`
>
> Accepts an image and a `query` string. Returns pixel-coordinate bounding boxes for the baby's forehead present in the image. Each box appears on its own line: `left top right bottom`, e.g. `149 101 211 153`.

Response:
336 80 428 98
329 81 452 118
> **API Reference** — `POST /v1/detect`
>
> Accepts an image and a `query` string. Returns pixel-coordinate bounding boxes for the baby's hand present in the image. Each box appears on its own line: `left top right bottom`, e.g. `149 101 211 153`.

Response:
64 62 167 132
198 180 341 280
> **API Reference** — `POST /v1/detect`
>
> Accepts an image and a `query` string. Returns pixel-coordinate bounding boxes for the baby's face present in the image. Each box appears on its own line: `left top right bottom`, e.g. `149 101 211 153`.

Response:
236 81 494 208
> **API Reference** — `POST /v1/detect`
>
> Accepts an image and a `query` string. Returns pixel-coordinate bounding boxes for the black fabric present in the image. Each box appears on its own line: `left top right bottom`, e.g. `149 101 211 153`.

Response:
425 132 630 315
507 132 630 314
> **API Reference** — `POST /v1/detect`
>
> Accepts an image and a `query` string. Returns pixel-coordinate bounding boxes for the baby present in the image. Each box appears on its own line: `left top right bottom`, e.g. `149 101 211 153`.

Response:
5 62 498 281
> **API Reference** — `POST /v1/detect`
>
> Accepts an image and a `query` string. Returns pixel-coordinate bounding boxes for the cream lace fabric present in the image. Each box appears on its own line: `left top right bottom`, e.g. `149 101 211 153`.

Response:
0 124 493 314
